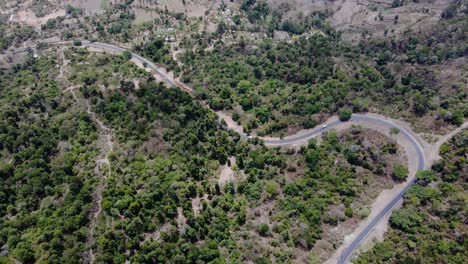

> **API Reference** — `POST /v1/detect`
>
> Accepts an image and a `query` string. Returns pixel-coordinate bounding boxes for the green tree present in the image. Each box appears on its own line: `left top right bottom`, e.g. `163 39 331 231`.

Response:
73 40 82 46
258 223 269 236
122 50 132 60
265 181 278 198
389 208 424 232
345 208 353 218
412 92 430 116
416 170 436 182
339 109 352 121
392 164 409 180
451 110 464 126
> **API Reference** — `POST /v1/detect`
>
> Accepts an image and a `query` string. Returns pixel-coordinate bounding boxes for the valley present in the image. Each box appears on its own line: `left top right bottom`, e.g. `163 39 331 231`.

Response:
0 0 466 263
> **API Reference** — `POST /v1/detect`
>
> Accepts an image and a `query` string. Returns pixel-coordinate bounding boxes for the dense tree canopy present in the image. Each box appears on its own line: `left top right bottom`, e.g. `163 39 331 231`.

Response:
0 54 97 263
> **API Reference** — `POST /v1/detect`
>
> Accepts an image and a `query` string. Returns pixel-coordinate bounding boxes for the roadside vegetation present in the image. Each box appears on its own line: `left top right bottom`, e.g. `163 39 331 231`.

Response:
177 9 466 136
0 48 407 263
355 130 467 263
3 1 466 135
85 73 406 262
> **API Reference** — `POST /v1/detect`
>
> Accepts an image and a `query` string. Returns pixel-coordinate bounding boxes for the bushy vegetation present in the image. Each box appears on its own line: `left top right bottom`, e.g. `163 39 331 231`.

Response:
392 164 408 180
18 50 401 263
85 81 404 262
339 109 352 121
179 34 367 135
358 15 467 128
178 11 466 135
0 55 98 263
133 37 177 71
355 130 468 263
33 1 189 47
236 0 335 36
0 23 37 51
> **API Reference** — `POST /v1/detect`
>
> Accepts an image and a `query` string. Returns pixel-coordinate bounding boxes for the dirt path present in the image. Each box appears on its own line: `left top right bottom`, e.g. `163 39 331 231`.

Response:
68 86 114 264
58 51 114 264
82 94 114 264
215 111 246 135
58 48 70 79
429 121 468 164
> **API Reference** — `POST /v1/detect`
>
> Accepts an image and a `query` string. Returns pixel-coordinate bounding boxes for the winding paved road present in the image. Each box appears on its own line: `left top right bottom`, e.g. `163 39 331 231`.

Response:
81 42 427 263
17 41 463 263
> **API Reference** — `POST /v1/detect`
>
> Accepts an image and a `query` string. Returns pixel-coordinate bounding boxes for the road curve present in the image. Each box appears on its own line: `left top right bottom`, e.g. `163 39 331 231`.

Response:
25 40 428 263
79 41 428 263
337 118 424 263
257 116 425 263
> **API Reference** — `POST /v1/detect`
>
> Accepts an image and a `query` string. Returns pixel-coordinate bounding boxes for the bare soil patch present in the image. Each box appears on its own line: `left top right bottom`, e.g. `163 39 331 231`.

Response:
11 8 65 26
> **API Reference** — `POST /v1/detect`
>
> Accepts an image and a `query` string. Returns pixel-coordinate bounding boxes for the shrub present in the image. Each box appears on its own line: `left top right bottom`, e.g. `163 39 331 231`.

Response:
416 170 436 182
122 50 132 60
265 181 278 198
358 207 370 218
389 208 424 232
345 208 354 218
258 223 269 236
73 40 82 46
339 109 352 121
390 127 400 135
392 164 409 180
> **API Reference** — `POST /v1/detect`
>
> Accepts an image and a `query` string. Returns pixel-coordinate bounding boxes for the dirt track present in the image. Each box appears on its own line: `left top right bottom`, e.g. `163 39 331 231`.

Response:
58 49 114 264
